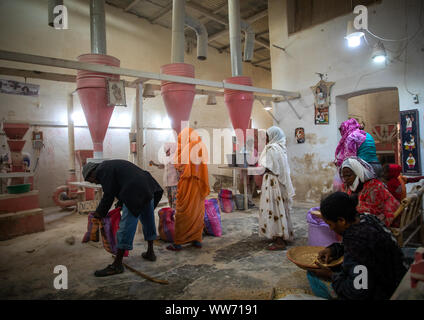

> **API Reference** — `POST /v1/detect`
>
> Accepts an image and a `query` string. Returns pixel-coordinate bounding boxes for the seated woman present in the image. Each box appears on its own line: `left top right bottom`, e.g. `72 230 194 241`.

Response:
335 119 382 178
382 164 406 202
341 157 399 227
307 192 408 300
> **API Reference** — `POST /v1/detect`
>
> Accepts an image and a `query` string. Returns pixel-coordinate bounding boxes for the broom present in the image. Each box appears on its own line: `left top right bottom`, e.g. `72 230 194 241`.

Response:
112 256 169 285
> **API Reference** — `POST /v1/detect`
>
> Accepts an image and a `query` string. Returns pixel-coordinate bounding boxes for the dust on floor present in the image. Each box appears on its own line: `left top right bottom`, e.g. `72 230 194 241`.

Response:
0 203 316 300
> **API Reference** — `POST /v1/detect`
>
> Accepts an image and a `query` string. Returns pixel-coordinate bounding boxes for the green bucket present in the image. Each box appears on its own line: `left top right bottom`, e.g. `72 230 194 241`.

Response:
7 183 31 194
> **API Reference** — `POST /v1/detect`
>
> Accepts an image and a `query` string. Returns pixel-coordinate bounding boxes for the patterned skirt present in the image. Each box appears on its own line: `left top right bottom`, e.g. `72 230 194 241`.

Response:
259 172 294 241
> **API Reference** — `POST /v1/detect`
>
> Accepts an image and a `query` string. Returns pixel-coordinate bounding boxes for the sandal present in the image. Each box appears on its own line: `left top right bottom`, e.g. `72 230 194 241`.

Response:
94 264 124 277
192 241 202 249
166 244 183 251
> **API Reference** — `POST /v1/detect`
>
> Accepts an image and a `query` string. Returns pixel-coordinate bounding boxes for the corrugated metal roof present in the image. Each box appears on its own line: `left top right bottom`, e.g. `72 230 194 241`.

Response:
105 0 271 71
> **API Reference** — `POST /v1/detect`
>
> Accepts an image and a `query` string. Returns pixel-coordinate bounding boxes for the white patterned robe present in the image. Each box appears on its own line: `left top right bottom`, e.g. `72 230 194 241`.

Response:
258 126 295 241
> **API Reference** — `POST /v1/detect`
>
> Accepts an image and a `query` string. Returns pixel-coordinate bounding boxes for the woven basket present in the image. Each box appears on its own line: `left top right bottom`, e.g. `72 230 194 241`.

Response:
287 246 343 271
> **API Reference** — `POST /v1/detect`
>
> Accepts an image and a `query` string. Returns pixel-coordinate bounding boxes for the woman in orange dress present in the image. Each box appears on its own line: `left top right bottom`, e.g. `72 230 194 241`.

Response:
167 127 210 251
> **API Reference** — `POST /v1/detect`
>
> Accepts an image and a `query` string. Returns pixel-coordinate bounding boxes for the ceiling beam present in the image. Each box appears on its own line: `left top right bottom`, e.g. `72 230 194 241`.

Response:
149 1 173 24
186 2 228 25
252 57 270 65
198 3 227 23
208 9 268 42
125 0 143 12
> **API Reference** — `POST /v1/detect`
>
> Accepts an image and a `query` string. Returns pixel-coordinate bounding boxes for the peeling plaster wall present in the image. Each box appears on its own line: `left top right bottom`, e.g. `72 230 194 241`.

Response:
268 0 424 203
0 0 272 207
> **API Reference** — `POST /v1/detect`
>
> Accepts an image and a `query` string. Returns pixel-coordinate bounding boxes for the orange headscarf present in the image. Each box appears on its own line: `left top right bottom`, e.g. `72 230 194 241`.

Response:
174 127 210 198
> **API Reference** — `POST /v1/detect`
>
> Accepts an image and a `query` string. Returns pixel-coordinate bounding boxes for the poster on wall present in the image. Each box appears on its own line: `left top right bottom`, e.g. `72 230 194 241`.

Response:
311 79 335 125
295 128 305 143
0 79 39 96
400 109 421 175
107 79 126 107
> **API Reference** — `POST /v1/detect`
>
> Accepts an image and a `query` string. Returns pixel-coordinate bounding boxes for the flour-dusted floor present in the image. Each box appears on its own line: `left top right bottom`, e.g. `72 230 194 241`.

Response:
0 200 317 300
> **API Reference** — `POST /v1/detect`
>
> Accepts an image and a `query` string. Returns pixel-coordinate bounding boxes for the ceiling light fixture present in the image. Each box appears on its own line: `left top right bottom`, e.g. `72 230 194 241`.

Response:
264 101 273 111
372 41 387 63
142 84 156 98
345 20 364 48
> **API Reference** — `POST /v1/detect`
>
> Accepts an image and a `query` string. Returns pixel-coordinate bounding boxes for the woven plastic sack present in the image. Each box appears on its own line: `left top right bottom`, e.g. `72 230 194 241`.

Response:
204 199 222 237
218 189 234 213
158 207 175 242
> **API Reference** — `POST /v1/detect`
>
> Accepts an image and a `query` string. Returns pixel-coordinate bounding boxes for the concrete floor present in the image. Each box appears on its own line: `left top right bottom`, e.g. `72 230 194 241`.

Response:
0 199 317 300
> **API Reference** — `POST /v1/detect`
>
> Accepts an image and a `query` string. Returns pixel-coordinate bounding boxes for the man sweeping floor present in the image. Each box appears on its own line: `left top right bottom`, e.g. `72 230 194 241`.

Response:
83 159 164 277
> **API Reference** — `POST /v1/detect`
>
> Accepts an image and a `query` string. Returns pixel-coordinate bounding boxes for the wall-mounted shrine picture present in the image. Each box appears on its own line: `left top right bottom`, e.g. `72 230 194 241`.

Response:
400 109 421 175
311 79 335 125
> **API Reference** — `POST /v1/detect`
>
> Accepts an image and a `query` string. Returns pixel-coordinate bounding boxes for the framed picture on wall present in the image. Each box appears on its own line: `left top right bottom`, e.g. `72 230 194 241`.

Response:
107 79 126 107
400 109 421 175
311 79 335 125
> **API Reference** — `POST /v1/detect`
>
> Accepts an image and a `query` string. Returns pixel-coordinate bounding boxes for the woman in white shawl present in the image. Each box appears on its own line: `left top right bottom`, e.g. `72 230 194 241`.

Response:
258 126 295 250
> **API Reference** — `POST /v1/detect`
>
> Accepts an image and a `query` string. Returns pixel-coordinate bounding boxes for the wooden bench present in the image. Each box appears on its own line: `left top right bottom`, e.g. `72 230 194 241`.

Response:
390 185 424 247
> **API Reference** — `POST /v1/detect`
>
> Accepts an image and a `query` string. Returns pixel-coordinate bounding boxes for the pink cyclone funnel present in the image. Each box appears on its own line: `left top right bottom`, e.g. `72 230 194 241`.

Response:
161 63 195 134
76 54 120 158
224 76 254 149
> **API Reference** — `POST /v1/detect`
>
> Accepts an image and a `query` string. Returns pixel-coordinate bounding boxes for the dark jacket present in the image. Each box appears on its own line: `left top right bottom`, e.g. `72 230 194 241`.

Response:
94 160 163 218
328 213 408 300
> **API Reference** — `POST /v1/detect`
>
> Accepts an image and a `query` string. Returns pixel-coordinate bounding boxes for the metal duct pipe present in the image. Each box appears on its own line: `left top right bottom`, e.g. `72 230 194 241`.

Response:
48 0 64 27
171 0 186 63
67 93 76 173
240 20 255 62
90 0 107 54
185 15 208 60
228 0 243 76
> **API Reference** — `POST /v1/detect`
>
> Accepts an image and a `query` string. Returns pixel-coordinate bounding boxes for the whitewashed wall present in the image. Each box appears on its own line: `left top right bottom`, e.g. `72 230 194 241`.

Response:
268 0 424 203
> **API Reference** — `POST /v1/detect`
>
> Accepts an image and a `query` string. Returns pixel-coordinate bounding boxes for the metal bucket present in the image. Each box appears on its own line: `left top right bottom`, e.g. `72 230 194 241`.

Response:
234 194 245 210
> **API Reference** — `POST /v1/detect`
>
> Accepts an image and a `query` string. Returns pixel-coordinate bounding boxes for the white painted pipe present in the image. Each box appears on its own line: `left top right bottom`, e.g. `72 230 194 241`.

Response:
240 20 255 62
136 82 144 168
0 50 302 98
90 0 107 54
185 15 208 60
228 0 243 76
67 93 76 172
171 0 186 63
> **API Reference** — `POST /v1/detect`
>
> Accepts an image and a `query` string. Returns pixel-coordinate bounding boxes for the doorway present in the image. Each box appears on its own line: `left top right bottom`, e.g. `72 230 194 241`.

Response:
336 87 401 166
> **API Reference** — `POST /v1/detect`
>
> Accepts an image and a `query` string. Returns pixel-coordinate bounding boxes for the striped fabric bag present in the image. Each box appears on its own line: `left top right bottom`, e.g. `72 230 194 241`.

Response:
204 199 222 237
158 207 175 242
82 209 129 257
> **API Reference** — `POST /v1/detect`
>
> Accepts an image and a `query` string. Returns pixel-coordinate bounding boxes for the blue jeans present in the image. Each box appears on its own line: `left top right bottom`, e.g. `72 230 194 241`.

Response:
116 199 157 250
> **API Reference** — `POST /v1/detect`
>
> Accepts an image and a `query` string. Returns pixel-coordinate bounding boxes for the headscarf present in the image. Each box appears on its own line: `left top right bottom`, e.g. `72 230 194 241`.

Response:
385 164 404 201
259 126 295 199
164 142 177 155
174 127 210 198
341 157 376 183
335 119 367 167
158 142 177 164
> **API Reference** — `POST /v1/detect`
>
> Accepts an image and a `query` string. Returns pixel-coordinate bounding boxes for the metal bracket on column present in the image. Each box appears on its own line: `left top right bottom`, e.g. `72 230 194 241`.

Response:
258 99 280 124
282 95 302 120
